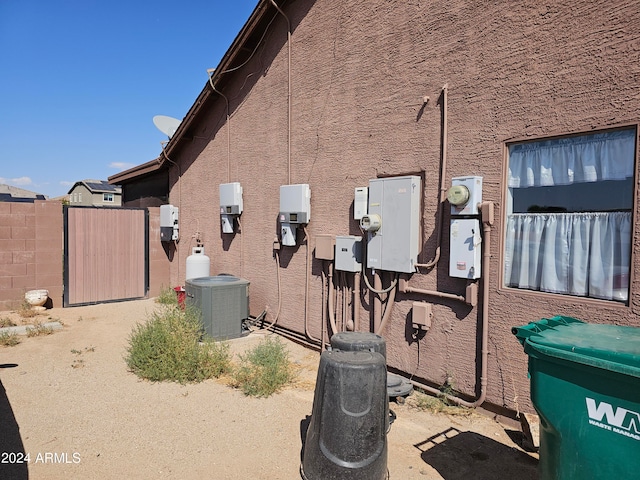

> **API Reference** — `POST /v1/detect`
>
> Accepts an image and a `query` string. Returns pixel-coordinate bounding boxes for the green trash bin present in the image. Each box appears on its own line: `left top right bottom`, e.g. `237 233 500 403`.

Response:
512 316 640 480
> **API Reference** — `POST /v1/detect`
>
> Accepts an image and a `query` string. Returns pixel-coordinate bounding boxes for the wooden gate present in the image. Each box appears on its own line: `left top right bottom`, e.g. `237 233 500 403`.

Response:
64 206 148 306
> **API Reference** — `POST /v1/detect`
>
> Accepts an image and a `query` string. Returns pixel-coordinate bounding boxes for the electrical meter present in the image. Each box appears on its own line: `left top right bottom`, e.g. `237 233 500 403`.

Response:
447 185 470 207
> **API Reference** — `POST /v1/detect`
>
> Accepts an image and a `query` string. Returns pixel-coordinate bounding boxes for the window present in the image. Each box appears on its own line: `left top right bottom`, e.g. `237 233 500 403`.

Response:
504 128 636 302
78 192 82 203
103 193 114 202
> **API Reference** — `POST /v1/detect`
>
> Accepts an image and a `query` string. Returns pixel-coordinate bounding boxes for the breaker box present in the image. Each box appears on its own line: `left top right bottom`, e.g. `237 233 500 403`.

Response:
160 204 179 242
335 235 362 272
449 218 482 279
219 182 243 234
364 176 421 273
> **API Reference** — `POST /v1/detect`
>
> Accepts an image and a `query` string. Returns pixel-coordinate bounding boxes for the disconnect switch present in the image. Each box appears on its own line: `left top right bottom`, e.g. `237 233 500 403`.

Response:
412 302 433 331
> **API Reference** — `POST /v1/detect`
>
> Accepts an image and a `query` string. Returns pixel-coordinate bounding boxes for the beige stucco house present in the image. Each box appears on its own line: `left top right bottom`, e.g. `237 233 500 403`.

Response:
67 180 122 207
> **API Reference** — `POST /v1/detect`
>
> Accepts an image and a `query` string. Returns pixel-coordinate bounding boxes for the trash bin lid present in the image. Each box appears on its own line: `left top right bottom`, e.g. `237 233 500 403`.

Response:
512 316 640 378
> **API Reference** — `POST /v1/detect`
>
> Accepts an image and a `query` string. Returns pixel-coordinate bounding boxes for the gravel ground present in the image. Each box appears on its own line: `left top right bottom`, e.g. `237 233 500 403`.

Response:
0 298 538 479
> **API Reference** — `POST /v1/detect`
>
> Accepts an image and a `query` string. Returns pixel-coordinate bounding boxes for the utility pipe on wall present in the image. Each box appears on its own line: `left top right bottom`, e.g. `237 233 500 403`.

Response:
161 145 182 282
207 70 231 184
408 202 493 408
416 83 449 269
269 0 292 184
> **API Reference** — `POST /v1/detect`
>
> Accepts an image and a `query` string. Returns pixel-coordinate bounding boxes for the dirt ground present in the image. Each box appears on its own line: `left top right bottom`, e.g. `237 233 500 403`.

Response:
0 298 538 479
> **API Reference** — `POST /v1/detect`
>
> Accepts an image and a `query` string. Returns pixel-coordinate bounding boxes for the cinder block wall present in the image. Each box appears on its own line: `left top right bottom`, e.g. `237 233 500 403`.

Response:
0 201 64 310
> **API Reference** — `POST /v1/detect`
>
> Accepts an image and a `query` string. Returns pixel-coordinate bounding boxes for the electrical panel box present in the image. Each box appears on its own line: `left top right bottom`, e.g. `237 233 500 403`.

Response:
279 184 311 247
315 235 335 261
219 182 243 234
335 235 362 272
160 204 179 242
219 182 243 215
366 175 421 273
449 176 482 216
449 218 481 279
279 184 311 224
354 187 368 220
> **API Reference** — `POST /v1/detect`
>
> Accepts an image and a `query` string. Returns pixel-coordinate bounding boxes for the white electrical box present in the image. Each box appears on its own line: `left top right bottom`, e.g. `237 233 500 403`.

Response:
219 182 243 234
354 187 368 220
279 184 311 246
449 176 482 216
335 236 362 272
219 182 243 215
279 184 311 224
160 204 179 242
449 218 481 279
365 175 421 273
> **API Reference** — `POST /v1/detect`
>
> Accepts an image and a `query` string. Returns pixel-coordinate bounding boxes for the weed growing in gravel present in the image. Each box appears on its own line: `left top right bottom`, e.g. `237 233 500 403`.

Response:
155 286 179 306
0 317 16 328
125 305 231 384
408 389 472 416
18 299 39 319
0 331 20 347
26 322 54 337
232 336 294 397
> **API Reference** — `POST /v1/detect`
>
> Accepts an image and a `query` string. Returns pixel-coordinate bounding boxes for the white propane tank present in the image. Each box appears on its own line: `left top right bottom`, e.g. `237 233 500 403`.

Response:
186 246 210 280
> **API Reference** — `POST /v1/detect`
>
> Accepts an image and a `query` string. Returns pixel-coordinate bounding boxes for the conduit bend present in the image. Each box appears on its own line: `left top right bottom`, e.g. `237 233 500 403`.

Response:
327 263 339 337
373 276 398 336
409 203 493 408
302 227 321 343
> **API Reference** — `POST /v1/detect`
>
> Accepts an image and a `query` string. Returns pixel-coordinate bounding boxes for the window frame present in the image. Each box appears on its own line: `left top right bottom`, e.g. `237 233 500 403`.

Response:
499 125 638 306
103 193 114 203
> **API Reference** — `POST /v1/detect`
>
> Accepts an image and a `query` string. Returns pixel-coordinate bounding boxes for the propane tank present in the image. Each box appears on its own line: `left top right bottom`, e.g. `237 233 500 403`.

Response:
186 246 210 280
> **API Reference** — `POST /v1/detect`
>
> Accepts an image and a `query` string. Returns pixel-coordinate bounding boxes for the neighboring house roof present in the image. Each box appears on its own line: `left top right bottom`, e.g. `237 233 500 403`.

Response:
108 0 287 187
0 184 48 202
68 179 122 195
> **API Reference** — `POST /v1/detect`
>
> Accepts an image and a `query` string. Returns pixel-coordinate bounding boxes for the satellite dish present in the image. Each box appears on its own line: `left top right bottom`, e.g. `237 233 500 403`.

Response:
153 115 181 139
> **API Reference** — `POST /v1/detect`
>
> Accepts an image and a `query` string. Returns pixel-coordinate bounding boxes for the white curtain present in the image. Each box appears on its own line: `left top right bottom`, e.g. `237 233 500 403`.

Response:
504 212 631 301
508 129 635 187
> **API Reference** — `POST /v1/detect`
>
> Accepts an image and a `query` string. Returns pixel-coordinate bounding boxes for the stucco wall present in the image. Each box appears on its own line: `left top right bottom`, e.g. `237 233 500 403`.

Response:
164 0 640 414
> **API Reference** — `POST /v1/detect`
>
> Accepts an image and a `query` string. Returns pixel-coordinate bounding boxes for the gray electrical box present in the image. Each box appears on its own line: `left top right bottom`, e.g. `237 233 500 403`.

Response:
335 235 362 272
160 204 179 242
219 182 243 215
366 176 421 273
279 184 311 224
219 182 243 234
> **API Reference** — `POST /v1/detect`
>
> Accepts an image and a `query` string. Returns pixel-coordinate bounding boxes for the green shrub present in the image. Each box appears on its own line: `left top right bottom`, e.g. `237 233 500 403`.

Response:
232 336 294 397
0 331 20 347
155 286 179 306
125 305 231 384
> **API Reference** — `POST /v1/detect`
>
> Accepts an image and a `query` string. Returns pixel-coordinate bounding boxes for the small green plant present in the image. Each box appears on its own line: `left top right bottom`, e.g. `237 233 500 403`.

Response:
408 389 472 416
0 331 20 347
26 321 53 337
0 317 16 328
18 300 38 319
125 305 231 384
232 337 294 397
155 286 179 306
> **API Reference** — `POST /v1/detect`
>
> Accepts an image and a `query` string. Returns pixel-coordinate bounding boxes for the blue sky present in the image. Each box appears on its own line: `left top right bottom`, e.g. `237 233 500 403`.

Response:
0 0 258 198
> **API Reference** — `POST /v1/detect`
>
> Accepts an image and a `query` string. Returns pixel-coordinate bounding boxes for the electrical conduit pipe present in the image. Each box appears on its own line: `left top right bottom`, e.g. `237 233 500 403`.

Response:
408 202 493 408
